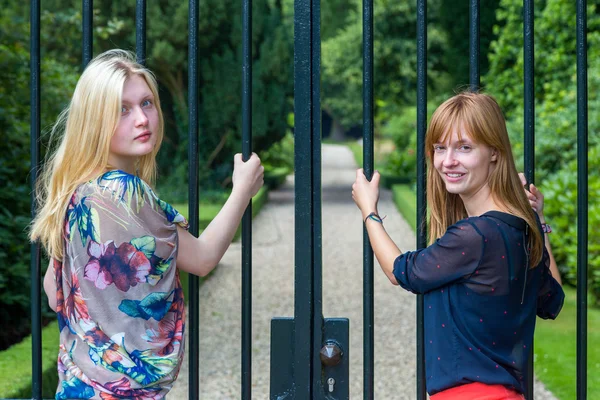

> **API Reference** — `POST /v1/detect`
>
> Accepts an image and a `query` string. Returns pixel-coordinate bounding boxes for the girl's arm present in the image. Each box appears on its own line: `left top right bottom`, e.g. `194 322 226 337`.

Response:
43 260 57 312
352 169 403 285
176 153 264 277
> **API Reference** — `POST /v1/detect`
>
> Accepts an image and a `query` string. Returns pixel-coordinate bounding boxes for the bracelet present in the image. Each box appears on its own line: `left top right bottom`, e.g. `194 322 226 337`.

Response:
364 212 385 224
541 223 552 233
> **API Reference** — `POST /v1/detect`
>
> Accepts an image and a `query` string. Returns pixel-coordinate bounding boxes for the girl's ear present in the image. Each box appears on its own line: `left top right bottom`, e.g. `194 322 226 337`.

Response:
491 148 498 162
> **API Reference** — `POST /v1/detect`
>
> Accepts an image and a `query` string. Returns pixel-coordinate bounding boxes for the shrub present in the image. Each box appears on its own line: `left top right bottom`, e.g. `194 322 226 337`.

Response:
541 145 600 304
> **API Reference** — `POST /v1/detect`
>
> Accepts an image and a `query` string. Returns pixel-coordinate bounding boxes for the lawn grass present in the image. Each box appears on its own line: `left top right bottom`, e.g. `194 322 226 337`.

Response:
0 320 60 398
391 184 599 400
534 286 600 400
0 186 271 398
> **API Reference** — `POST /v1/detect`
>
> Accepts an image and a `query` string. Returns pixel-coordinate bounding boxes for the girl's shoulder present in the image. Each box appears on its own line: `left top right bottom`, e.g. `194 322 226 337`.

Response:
72 170 188 229
454 211 527 233
74 169 152 207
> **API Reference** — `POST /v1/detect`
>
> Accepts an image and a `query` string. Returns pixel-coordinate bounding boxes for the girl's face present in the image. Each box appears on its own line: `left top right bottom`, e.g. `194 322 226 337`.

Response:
108 74 159 173
432 126 497 202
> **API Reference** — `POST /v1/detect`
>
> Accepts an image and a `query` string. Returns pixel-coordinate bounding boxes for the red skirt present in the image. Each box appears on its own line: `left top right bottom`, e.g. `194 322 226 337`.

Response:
430 382 525 400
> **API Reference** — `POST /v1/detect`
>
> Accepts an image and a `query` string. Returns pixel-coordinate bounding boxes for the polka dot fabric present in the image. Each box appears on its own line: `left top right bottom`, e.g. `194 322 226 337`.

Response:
393 211 564 396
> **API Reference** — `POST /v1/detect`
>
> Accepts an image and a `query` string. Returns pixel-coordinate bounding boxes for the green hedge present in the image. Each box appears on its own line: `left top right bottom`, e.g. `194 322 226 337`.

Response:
392 184 417 232
0 186 271 398
541 145 600 304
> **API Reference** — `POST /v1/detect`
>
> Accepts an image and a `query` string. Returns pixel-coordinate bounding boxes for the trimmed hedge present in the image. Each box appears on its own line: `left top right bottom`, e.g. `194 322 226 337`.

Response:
392 184 417 232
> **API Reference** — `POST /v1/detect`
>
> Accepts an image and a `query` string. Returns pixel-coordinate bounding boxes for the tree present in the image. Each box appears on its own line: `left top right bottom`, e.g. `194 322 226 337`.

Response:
438 0 501 86
485 0 600 177
0 3 79 349
321 0 448 131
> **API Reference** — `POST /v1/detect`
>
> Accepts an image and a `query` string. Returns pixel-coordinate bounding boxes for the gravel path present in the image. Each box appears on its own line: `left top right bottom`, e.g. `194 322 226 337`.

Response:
169 144 557 399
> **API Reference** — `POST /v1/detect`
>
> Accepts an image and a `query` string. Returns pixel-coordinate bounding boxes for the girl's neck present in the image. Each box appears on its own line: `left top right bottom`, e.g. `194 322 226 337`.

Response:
461 189 507 217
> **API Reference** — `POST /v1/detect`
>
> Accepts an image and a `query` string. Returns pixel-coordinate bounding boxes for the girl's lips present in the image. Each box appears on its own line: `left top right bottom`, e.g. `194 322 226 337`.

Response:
444 172 465 183
134 132 152 142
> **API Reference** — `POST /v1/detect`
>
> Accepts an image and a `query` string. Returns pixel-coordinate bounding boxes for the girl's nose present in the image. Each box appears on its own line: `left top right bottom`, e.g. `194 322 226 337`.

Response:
442 149 458 167
134 107 149 127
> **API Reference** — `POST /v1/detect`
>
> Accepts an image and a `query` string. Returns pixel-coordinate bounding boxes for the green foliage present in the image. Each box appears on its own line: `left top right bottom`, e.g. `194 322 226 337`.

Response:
380 103 438 184
0 4 78 349
392 184 417 232
321 0 449 130
541 145 600 303
486 0 600 118
438 0 501 86
259 132 294 188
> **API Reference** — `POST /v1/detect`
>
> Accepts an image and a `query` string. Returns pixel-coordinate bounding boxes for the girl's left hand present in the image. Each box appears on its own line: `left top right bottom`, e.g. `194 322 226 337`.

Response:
519 172 545 221
352 169 380 218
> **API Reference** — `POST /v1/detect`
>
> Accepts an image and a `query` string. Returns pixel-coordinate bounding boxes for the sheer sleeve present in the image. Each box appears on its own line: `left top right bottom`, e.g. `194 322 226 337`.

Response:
536 245 564 319
393 219 485 294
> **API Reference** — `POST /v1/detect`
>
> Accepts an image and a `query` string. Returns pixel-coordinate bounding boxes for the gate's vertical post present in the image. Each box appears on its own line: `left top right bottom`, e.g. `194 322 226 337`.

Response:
294 0 316 396
362 0 375 397
416 0 428 399
576 1 588 399
188 0 201 398
30 1 42 398
82 0 93 68
469 0 480 91
523 1 535 396
310 0 324 395
136 0 146 64
241 0 253 396
523 0 535 186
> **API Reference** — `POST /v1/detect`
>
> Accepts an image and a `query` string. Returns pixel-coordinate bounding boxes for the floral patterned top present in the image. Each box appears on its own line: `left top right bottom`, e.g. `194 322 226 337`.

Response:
53 170 189 399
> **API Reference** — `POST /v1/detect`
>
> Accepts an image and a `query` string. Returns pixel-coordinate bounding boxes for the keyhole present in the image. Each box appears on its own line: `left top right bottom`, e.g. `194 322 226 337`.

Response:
327 377 335 393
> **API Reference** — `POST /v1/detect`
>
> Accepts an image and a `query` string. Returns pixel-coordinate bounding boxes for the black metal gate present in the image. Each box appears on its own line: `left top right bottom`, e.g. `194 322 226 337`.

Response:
26 0 589 399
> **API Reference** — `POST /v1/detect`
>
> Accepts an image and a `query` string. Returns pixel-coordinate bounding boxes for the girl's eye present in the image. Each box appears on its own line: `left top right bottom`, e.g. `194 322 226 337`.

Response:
459 145 472 151
433 145 445 152
121 106 129 114
142 99 152 107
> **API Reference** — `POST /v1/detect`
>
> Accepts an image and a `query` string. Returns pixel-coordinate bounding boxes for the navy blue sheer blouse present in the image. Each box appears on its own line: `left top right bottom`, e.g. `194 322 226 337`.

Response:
393 211 564 395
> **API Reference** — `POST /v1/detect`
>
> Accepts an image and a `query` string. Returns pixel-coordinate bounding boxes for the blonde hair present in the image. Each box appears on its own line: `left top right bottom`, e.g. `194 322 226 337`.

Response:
30 49 164 260
425 92 543 267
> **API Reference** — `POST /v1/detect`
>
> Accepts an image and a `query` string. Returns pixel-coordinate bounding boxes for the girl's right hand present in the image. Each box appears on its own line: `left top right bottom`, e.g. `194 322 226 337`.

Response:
232 153 264 200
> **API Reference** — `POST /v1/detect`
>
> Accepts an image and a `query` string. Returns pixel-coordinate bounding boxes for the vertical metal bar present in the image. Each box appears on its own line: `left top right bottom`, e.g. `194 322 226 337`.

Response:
241 0 253 397
362 0 374 397
30 1 42 398
523 2 535 397
311 0 324 395
188 0 200 398
416 0 427 399
523 0 535 185
294 0 314 396
136 0 147 65
576 1 588 399
82 0 93 68
469 0 480 91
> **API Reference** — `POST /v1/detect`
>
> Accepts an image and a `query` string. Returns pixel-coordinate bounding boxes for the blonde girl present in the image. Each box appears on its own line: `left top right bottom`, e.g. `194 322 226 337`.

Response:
30 49 263 399
352 92 563 399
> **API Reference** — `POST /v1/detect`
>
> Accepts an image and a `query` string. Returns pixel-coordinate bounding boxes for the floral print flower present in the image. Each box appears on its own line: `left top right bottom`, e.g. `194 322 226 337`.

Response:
64 271 91 323
84 240 151 292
